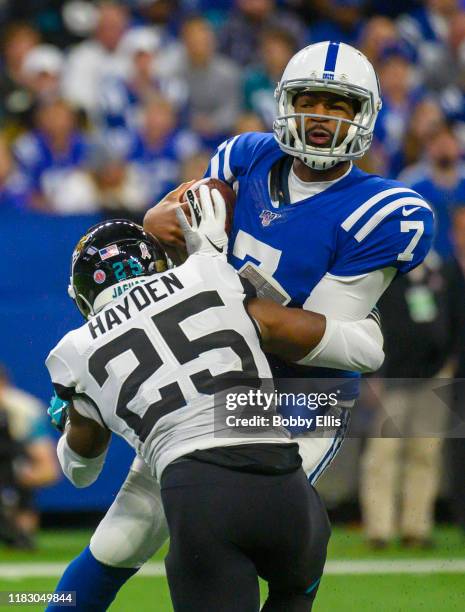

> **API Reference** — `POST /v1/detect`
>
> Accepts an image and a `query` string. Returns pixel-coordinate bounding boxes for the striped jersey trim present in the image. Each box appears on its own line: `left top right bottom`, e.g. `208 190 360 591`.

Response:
354 197 430 242
209 140 228 179
341 188 419 231
223 135 240 183
308 409 350 485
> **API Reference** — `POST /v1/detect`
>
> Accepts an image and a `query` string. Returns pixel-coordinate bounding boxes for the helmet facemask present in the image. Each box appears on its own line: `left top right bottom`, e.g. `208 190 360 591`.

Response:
274 78 378 170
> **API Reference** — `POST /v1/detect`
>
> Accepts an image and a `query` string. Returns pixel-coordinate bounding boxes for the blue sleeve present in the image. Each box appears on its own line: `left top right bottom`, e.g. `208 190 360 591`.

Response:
331 200 435 276
204 132 271 185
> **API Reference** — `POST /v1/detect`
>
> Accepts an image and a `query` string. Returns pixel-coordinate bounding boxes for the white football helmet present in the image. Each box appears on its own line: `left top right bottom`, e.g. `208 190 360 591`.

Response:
274 41 382 170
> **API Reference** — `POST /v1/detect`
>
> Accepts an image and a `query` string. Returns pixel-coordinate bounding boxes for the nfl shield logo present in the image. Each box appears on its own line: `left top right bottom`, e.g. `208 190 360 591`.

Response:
260 210 281 227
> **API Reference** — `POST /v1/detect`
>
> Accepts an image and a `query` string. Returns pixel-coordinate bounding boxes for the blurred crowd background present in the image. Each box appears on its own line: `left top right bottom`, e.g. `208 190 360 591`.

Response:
2 0 465 231
2 0 465 551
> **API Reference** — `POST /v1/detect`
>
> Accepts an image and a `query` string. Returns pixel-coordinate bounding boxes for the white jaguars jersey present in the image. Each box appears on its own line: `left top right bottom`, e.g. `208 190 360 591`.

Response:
46 254 291 479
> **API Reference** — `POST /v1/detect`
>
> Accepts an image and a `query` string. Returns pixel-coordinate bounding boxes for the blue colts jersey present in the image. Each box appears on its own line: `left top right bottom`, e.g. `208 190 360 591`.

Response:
205 132 434 383
204 132 434 478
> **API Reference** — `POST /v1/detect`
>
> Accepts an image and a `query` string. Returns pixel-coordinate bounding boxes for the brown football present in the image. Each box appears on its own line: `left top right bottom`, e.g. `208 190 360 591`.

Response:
183 177 236 235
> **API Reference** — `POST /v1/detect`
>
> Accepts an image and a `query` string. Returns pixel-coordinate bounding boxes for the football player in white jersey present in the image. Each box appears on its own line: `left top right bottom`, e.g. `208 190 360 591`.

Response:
47 41 432 611
46 187 384 611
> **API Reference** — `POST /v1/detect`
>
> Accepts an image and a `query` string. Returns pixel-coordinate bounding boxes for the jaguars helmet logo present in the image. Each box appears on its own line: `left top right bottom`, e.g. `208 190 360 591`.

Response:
71 234 90 266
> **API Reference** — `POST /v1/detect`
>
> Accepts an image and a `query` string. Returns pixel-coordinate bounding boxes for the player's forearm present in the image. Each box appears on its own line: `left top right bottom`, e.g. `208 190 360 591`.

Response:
247 298 326 361
248 298 384 373
56 405 110 488
296 270 389 372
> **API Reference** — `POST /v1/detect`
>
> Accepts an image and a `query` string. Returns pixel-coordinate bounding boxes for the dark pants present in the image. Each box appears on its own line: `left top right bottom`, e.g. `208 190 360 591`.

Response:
161 459 330 612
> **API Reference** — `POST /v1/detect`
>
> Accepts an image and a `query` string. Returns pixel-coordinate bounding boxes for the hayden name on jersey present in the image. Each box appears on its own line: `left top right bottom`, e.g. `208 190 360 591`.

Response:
46 255 290 480
205 131 435 387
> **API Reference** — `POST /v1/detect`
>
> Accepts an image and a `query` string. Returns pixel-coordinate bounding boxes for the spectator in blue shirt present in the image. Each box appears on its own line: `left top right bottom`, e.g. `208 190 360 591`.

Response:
219 0 306 67
62 2 129 116
128 95 201 206
13 99 91 212
401 124 465 259
397 0 461 92
310 0 364 46
438 13 465 135
98 27 186 138
372 44 424 177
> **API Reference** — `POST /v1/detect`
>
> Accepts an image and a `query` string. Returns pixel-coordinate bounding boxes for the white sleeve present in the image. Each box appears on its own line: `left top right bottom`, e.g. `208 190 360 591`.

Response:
303 268 396 321
73 396 106 428
57 435 107 488
297 268 396 372
297 317 384 373
46 332 80 399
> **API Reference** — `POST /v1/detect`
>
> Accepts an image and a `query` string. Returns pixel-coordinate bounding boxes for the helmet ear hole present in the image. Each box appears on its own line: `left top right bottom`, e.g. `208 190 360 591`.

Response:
76 293 93 319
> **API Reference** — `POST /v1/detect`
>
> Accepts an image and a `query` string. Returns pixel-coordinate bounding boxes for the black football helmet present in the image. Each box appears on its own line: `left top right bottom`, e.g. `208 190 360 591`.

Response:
68 219 168 319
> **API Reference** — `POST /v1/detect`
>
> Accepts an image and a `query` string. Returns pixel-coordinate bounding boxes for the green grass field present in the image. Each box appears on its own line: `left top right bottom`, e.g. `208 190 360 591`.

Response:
1 526 464 611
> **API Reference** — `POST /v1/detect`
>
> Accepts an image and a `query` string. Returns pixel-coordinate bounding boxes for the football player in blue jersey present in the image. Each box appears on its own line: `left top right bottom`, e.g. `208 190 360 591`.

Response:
47 42 434 611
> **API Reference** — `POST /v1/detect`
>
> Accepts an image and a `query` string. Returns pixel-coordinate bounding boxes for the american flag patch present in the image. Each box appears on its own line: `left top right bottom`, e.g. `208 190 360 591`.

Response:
99 244 120 260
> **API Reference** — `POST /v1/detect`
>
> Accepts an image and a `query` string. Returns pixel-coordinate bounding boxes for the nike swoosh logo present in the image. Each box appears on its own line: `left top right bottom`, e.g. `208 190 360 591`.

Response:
402 206 421 216
206 237 224 253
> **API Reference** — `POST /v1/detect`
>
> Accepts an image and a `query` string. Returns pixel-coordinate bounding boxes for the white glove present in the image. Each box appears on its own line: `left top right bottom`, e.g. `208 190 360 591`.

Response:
176 184 228 257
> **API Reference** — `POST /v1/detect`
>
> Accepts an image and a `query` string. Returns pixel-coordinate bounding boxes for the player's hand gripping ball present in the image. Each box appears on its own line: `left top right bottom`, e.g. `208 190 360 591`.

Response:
143 178 236 264
182 178 236 236
177 181 234 257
